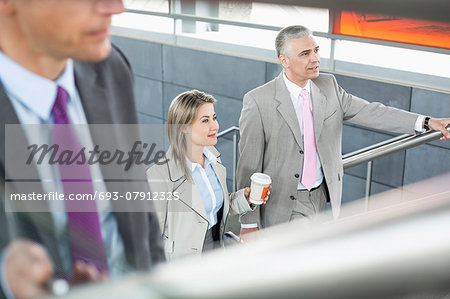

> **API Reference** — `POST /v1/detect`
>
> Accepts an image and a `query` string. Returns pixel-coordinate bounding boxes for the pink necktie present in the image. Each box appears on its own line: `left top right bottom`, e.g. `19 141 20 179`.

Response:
300 89 317 190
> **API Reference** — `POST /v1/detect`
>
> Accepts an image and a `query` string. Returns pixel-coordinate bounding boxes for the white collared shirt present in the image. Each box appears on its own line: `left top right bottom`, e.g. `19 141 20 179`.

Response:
189 148 225 229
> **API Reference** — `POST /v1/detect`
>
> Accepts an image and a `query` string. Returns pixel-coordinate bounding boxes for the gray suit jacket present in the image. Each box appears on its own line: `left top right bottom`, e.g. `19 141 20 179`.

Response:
237 72 419 227
0 46 165 297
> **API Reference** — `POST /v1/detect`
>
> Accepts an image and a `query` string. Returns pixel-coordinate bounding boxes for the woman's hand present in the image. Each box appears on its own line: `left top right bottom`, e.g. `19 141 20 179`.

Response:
244 185 271 205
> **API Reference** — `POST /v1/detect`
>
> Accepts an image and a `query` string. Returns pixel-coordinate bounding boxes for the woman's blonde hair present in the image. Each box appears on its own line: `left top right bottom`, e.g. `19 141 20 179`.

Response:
167 89 216 181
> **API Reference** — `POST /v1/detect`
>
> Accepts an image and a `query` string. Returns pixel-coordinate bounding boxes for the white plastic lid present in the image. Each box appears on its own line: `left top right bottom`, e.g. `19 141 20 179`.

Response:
250 173 272 185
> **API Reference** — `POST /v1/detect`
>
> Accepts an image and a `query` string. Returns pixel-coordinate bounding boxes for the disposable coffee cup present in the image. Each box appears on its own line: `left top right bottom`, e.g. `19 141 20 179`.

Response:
249 173 271 205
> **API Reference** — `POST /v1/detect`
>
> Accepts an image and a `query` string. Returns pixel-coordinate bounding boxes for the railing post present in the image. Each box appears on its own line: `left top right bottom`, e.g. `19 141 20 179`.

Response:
364 160 373 211
232 131 237 192
217 126 239 192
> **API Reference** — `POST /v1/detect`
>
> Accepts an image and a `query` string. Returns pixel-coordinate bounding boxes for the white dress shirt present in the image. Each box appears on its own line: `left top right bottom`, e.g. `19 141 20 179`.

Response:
189 148 225 229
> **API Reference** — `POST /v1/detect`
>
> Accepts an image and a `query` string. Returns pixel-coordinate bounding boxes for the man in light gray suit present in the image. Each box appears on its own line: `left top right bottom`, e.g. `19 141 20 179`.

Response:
0 1 164 298
237 25 450 235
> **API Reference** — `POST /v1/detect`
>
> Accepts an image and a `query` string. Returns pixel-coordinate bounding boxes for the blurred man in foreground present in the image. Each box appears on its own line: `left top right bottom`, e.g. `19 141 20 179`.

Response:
0 1 164 298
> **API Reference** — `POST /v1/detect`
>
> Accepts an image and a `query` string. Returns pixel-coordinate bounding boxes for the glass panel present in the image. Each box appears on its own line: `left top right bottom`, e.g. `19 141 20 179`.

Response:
314 36 331 59
334 40 450 77
333 11 450 50
112 12 174 33
124 0 169 13
176 24 331 57
174 1 329 32
177 23 277 50
228 2 328 32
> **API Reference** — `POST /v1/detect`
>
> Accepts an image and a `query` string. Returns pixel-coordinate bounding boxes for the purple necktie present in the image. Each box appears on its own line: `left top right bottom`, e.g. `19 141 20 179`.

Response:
52 86 108 273
300 89 317 190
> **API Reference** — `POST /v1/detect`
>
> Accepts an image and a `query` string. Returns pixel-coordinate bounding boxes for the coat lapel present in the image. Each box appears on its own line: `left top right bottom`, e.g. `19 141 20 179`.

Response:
208 147 230 219
310 79 327 142
165 148 208 221
274 73 303 150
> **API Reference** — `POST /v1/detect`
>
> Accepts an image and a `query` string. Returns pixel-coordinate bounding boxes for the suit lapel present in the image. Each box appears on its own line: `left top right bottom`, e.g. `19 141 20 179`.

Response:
0 81 63 270
0 82 47 203
310 79 327 142
74 62 151 267
274 74 303 150
74 63 124 211
74 63 112 124
0 83 20 168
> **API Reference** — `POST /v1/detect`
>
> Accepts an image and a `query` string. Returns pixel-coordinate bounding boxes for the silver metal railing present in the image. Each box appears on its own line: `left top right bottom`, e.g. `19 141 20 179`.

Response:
218 125 450 197
342 125 450 207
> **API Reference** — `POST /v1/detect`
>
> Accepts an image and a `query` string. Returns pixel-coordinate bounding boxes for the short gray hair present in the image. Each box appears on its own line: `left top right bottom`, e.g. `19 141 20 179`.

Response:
275 25 312 58
167 89 216 181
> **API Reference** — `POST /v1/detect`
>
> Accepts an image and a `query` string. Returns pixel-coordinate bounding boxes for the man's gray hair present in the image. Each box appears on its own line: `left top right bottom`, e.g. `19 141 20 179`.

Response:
275 25 312 58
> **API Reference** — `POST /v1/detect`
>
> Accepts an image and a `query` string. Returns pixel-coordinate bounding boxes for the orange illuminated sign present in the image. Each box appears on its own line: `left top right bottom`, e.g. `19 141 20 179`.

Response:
333 11 450 49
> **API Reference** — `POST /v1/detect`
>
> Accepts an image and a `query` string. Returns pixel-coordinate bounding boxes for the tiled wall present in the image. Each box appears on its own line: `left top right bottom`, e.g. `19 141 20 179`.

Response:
112 36 450 205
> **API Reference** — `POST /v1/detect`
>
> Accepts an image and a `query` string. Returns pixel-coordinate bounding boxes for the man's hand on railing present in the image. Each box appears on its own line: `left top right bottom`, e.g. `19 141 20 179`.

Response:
428 118 450 140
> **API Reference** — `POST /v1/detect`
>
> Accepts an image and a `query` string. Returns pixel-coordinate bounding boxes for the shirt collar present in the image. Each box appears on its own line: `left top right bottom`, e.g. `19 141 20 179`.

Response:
0 51 77 121
190 147 218 172
283 72 311 98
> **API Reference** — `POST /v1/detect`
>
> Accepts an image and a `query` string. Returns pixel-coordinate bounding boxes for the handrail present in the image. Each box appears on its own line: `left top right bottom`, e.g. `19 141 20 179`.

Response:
343 125 449 207
342 133 409 203
343 126 450 169
217 126 239 138
342 133 408 161
217 125 449 199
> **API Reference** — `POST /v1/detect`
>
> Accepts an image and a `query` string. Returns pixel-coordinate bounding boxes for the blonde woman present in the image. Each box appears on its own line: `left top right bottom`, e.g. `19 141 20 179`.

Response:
147 90 269 260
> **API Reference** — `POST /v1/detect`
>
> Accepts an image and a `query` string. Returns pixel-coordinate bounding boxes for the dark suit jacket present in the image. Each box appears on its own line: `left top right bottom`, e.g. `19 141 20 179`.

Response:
0 45 165 298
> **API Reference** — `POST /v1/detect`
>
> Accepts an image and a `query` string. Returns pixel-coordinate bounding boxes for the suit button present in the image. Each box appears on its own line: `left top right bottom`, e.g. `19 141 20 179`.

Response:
290 196 295 200
299 150 304 154
294 173 299 178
